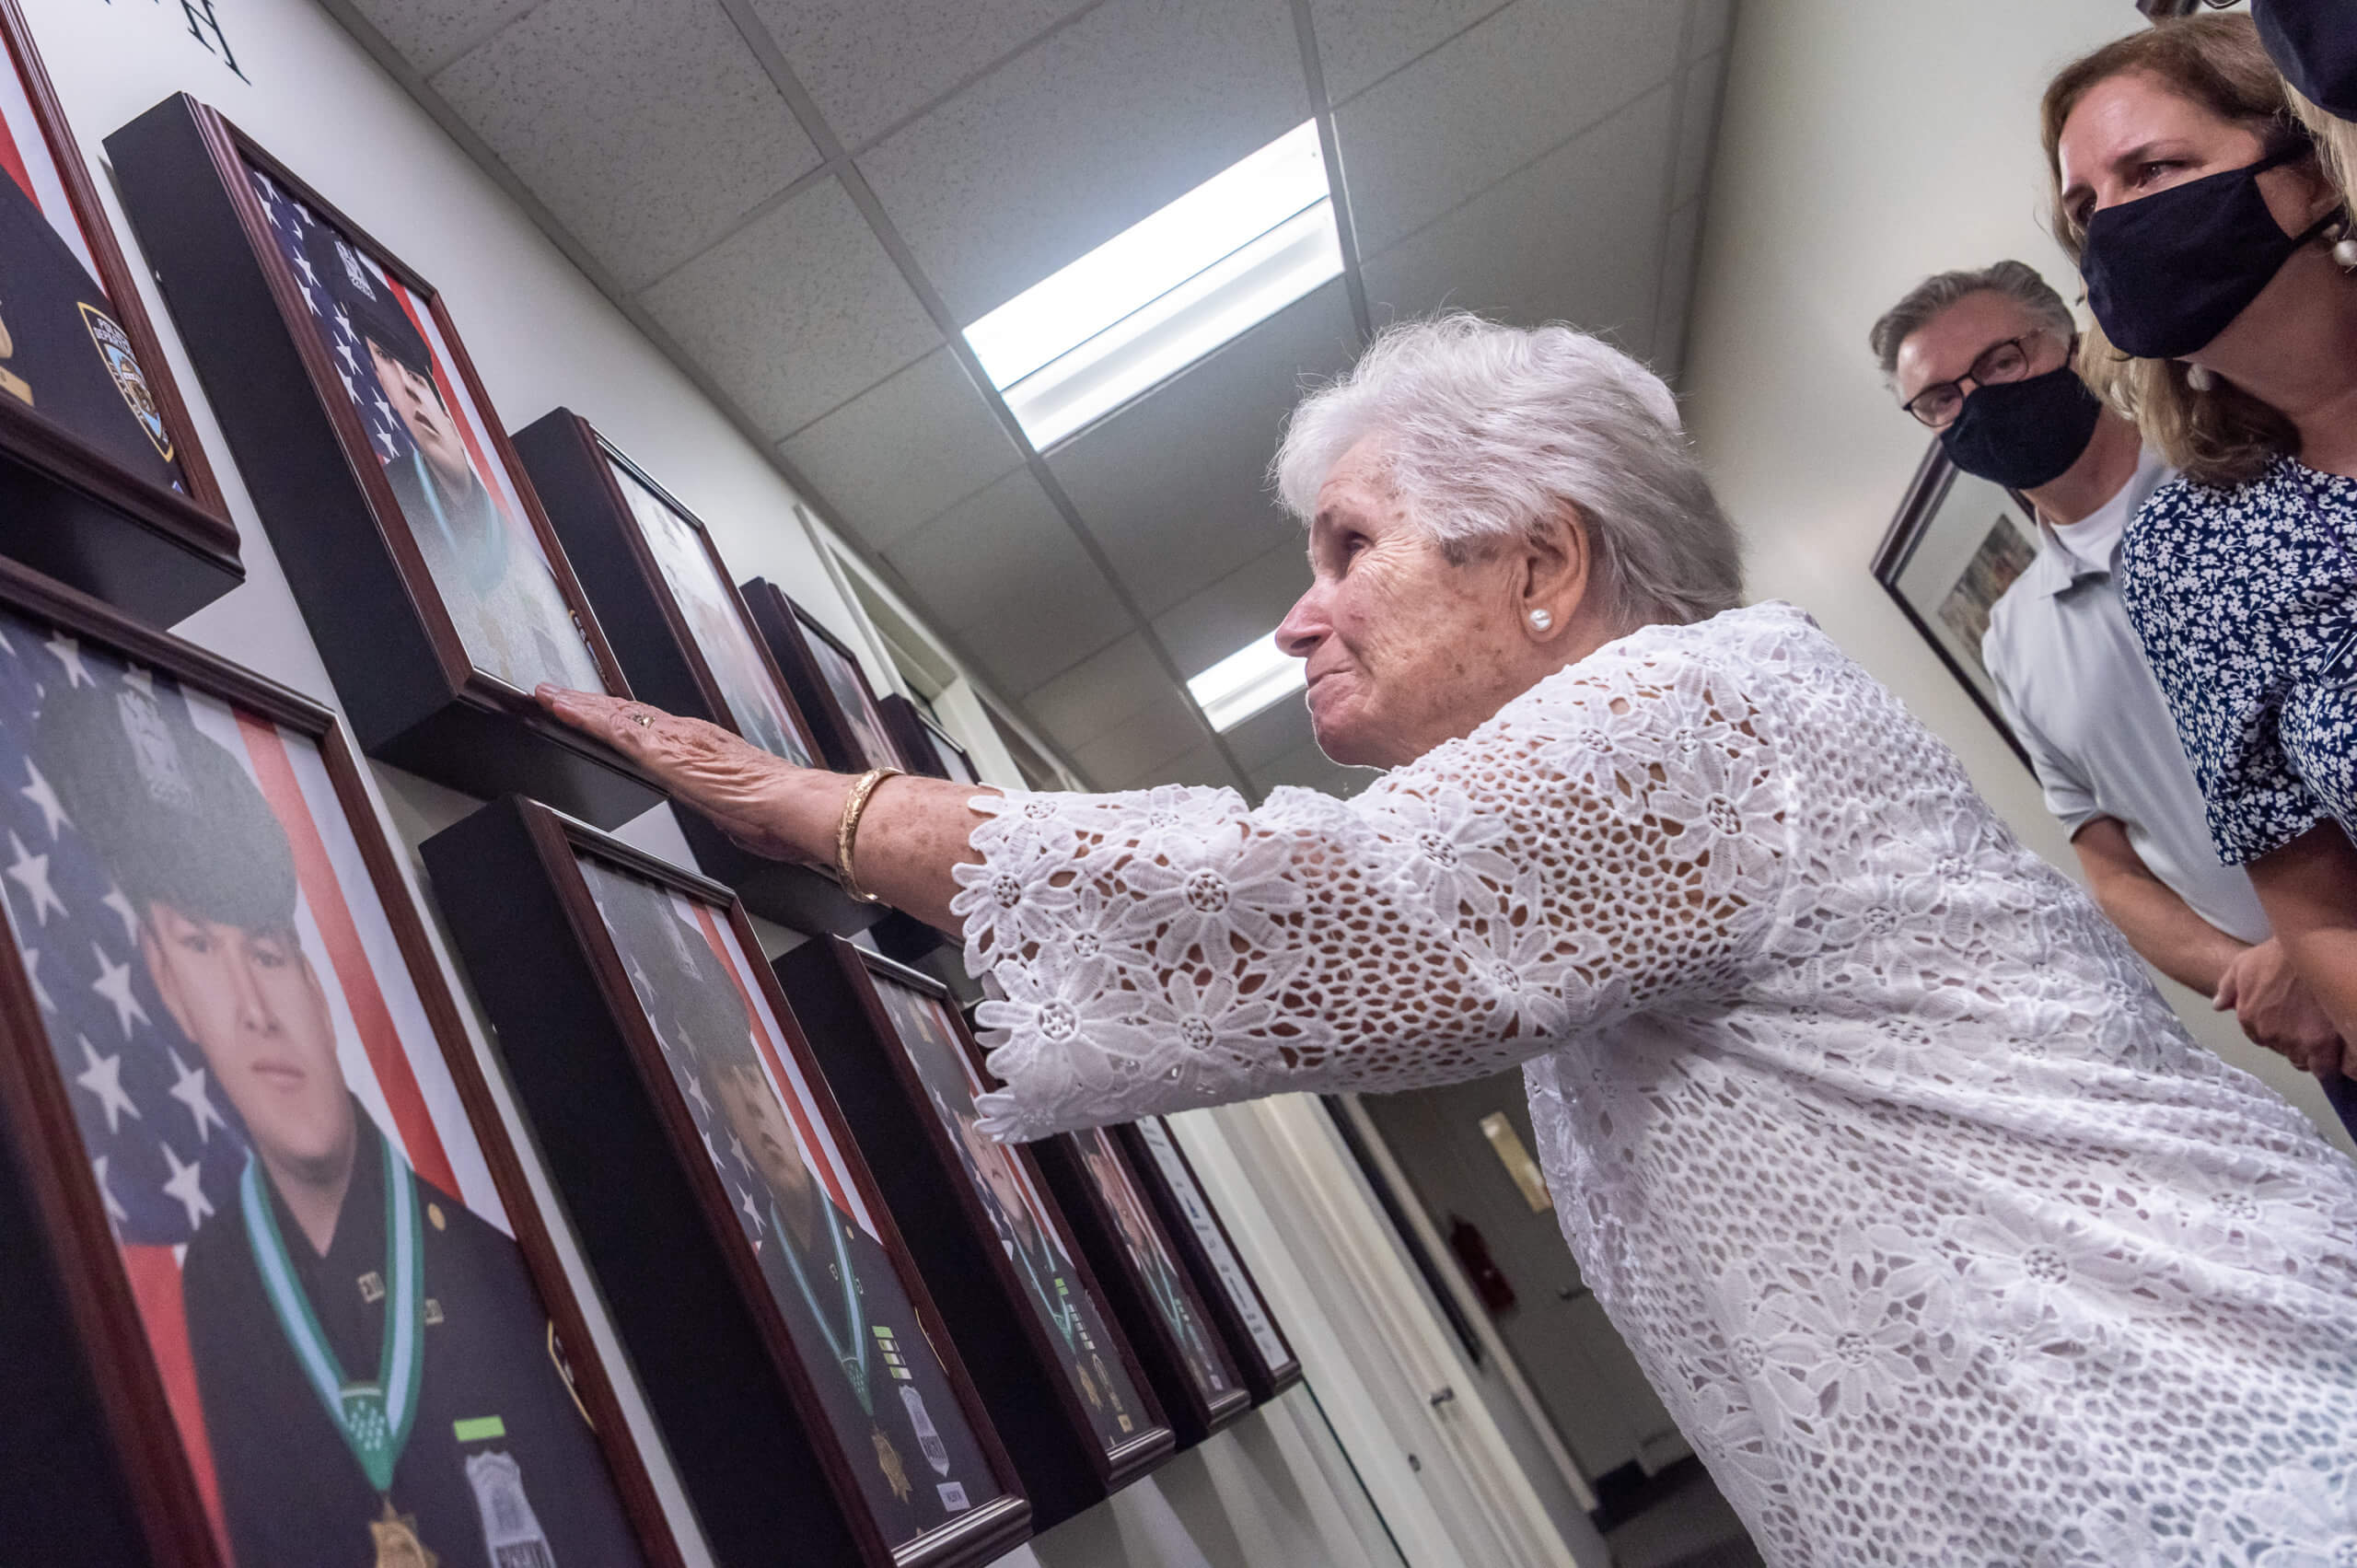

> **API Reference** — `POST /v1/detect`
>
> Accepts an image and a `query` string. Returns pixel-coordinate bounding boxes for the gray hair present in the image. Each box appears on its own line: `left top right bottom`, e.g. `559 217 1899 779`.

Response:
1867 260 2075 379
1271 314 1741 630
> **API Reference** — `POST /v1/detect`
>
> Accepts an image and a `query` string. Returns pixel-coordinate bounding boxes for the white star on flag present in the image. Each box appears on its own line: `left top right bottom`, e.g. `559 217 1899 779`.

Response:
685 1070 714 1121
73 1034 140 1134
42 633 92 689
373 391 394 425
6 831 67 926
700 1129 720 1167
92 1156 129 1225
167 1048 230 1144
22 947 52 1013
119 665 154 699
18 761 68 840
299 281 321 318
337 368 357 403
293 250 318 286
739 1186 765 1236
101 886 139 945
374 428 398 461
89 941 150 1037
335 339 358 375
159 1142 214 1229
729 1132 749 1175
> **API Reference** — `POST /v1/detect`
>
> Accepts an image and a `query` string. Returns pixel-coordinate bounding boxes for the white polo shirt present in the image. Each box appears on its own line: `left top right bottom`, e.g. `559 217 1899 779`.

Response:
1981 449 2271 946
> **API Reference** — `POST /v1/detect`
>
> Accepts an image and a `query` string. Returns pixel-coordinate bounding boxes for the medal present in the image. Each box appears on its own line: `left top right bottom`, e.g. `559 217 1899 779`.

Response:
899 1384 951 1477
369 1498 437 1568
464 1450 555 1567
242 1132 424 1493
0 302 29 407
874 1427 911 1504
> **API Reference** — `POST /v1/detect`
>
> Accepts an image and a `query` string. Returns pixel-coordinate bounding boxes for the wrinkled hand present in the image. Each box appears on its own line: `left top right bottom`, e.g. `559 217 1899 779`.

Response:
536 686 814 864
2213 938 2345 1074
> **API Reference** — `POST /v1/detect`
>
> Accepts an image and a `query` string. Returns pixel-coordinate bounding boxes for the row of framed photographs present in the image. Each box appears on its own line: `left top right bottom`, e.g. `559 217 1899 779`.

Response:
0 9 1306 1567
0 552 1299 1567
1 0 980 935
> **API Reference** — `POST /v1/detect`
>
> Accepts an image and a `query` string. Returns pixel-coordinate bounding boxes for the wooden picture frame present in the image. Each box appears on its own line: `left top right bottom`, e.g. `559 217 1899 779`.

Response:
1116 1118 1305 1404
0 2 239 621
878 692 979 784
422 800 1031 1568
104 96 656 824
1032 1127 1251 1446
1869 439 2036 772
776 937 1174 1528
0 557 681 1567
511 411 881 935
740 579 902 778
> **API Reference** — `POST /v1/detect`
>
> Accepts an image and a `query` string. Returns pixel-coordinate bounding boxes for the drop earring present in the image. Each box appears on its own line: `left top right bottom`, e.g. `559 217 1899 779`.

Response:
1528 609 1553 632
2330 221 2357 271
2185 364 2216 392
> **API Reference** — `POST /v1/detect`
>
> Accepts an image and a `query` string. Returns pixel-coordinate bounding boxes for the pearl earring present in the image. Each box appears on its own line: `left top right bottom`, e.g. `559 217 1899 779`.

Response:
2333 223 2357 271
2185 364 2216 392
1528 609 1553 632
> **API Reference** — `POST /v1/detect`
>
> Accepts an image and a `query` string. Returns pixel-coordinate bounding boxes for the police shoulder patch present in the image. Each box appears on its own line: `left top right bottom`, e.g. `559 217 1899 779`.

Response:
77 303 173 463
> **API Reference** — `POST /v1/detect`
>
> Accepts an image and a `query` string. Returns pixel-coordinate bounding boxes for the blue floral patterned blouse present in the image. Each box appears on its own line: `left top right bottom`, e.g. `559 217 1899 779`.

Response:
2118 455 2357 865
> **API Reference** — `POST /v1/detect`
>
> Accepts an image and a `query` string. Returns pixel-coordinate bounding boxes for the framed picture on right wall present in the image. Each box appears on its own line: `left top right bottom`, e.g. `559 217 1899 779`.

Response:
1869 440 2037 771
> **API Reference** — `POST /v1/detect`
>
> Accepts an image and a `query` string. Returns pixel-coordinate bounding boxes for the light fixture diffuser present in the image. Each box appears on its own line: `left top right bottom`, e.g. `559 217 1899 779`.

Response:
1187 633 1306 733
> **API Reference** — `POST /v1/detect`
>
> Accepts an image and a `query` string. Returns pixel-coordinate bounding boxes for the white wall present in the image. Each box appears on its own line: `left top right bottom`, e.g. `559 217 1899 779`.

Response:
15 0 1410 1561
1681 0 2354 1155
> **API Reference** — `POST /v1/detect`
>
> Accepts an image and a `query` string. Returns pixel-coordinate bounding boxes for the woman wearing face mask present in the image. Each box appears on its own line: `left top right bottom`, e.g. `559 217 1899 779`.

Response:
2045 14 2357 1051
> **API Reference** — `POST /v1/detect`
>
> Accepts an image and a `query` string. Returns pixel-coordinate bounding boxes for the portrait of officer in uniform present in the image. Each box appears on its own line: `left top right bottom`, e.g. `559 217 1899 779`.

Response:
254 173 601 701
877 981 1144 1450
1075 1131 1230 1399
36 678 646 1568
585 866 996 1543
0 88 183 492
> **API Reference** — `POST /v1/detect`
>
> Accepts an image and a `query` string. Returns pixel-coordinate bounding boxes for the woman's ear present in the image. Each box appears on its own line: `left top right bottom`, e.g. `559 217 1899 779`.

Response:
1517 505 1590 638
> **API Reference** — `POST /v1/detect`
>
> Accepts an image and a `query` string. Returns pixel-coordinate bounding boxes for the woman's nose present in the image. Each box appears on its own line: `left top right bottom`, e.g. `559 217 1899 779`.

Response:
1273 589 1325 658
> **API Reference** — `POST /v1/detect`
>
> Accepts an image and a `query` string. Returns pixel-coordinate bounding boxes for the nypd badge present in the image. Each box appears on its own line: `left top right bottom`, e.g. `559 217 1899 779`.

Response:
77 302 172 462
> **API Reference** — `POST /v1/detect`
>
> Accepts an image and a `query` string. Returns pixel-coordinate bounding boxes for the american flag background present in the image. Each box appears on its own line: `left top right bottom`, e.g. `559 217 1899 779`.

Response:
0 608 507 1558
0 35 100 291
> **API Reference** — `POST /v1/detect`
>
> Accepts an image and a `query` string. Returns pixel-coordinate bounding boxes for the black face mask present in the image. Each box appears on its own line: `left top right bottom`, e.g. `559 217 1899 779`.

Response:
1938 366 2105 490
2081 146 2334 360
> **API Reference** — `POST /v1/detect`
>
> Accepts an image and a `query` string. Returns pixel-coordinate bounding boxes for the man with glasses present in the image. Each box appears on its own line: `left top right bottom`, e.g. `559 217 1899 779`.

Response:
1872 261 2350 1104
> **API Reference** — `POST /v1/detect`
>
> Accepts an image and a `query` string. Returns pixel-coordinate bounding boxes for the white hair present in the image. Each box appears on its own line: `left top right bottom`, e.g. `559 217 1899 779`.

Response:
1271 314 1742 628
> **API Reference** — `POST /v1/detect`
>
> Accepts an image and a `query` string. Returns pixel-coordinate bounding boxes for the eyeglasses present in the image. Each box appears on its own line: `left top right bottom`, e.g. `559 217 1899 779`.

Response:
1899 333 2061 428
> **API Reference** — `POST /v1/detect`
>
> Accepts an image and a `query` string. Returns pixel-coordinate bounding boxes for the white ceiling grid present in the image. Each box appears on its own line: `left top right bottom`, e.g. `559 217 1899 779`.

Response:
328 0 1732 800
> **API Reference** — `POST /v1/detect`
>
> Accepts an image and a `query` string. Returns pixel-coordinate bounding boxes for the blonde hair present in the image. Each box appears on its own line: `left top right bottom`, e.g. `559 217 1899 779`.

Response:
2040 15 2315 487
2289 82 2357 215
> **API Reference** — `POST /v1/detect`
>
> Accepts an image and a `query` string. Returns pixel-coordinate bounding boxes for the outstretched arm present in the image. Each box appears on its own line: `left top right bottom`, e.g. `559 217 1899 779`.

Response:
2246 822 2357 1074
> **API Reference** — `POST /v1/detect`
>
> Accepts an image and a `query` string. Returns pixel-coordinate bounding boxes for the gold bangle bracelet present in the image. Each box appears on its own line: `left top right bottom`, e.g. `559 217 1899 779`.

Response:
834 766 903 904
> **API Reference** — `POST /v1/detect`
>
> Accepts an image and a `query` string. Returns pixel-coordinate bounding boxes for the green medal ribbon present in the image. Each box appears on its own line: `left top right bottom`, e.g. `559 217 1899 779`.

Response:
1008 1226 1079 1350
773 1201 870 1417
242 1132 424 1494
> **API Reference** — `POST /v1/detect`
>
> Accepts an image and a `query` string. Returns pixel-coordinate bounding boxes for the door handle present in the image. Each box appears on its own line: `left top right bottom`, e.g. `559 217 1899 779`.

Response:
1428 1386 1457 1409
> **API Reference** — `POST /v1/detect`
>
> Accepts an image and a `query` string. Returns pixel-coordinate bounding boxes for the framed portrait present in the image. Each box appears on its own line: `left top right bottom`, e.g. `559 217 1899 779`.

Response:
512 412 879 936
1032 1127 1250 1446
776 937 1174 1528
739 580 901 777
0 1 238 622
0 558 681 1567
879 693 980 785
421 799 1031 1568
1117 1118 1303 1404
105 96 656 825
1870 440 2036 771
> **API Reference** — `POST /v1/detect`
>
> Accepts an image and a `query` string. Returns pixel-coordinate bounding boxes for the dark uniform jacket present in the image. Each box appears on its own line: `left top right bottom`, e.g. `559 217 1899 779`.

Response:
1135 1245 1231 1399
182 1108 645 1568
0 174 182 493
994 1211 1145 1451
752 1192 994 1544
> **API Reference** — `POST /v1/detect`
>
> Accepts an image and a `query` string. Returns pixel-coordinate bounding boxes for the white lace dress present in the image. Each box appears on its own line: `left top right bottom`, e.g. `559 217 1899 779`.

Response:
954 601 2357 1566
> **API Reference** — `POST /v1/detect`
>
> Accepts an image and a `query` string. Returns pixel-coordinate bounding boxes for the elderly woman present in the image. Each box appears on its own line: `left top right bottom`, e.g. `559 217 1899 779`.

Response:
541 316 2357 1563
2043 17 2357 1057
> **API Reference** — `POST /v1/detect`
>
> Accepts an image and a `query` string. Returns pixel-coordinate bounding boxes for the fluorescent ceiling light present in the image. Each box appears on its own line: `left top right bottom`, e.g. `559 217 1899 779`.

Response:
964 121 1341 448
1188 633 1306 733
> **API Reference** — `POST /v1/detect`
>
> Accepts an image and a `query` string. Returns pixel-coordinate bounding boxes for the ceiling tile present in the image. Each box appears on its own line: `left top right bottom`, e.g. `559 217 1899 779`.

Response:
1024 633 1171 749
1073 683 1206 787
1143 741 1247 792
1655 196 1703 383
1337 0 1683 257
747 0 1094 150
431 0 819 291
1672 50 1724 208
1308 0 1503 105
855 0 1308 323
1252 737 1379 797
881 470 1109 633
1360 83 1674 357
1689 0 1732 58
955 584 1136 698
347 0 543 76
1150 539 1310 678
1048 282 1356 618
778 348 1022 553
639 178 942 438
1224 694 1316 774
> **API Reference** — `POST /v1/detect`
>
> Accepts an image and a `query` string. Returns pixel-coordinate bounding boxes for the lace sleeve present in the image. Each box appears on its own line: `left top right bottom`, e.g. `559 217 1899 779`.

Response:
954 639 1789 1139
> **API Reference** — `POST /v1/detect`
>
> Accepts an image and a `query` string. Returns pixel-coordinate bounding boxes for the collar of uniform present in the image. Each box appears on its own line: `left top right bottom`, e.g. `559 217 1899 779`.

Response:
2026 447 2173 598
